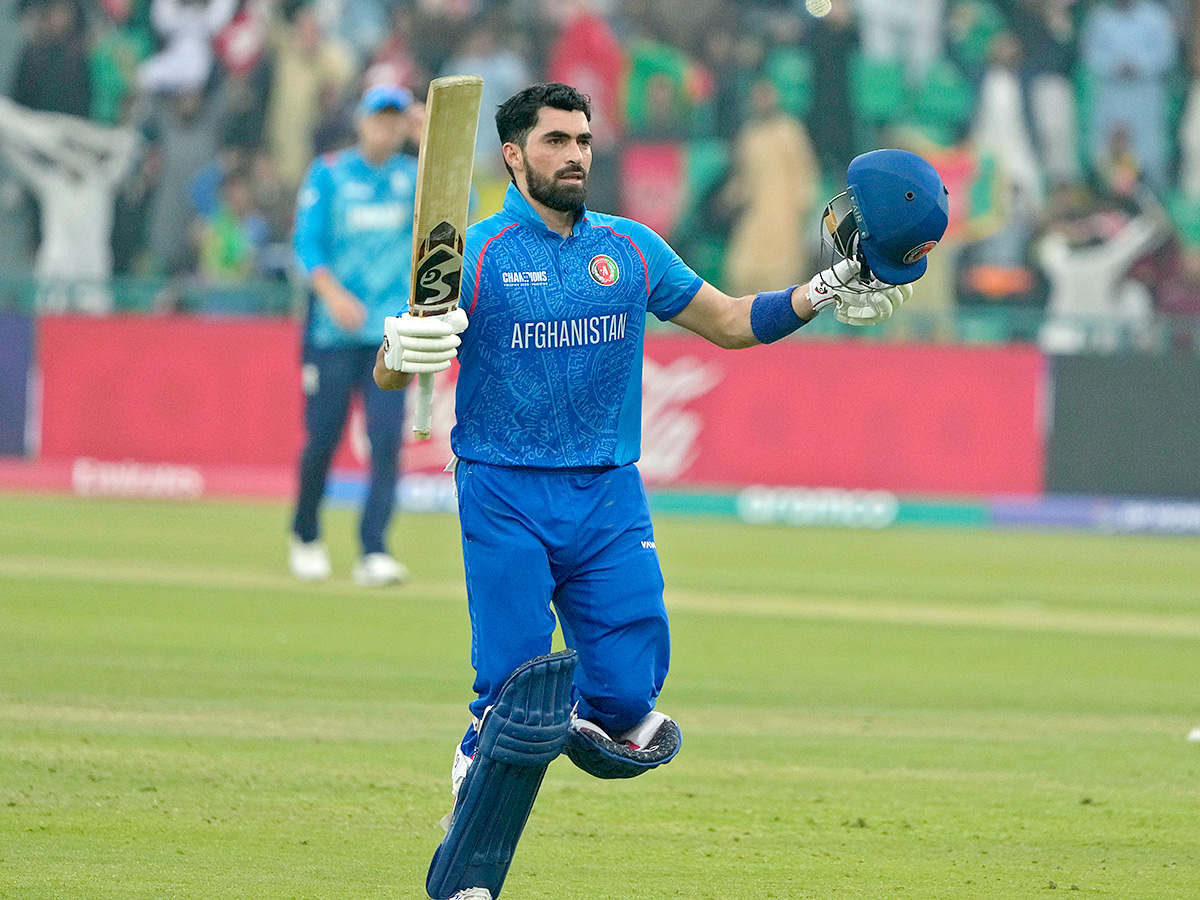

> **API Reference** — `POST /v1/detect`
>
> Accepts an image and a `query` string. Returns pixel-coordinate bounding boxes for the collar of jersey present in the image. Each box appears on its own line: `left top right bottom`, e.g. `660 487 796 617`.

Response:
347 147 403 174
502 182 589 238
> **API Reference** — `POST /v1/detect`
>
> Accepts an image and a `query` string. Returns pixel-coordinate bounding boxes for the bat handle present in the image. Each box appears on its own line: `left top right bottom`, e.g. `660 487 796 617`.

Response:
413 372 434 440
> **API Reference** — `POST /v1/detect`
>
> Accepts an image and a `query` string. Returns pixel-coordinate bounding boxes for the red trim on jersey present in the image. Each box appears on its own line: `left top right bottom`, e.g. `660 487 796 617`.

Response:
591 223 650 292
470 222 519 314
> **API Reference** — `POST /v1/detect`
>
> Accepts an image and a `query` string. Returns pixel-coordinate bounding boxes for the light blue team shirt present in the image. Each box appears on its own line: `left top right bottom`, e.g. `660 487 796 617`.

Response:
293 148 418 349
454 183 703 469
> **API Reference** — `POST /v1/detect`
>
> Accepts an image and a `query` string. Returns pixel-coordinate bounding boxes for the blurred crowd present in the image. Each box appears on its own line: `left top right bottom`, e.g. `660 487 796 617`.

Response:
2 0 1200 349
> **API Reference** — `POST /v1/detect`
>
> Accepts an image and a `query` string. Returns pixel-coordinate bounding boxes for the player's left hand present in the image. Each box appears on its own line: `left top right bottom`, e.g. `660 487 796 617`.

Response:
806 258 913 327
834 281 913 326
383 308 469 374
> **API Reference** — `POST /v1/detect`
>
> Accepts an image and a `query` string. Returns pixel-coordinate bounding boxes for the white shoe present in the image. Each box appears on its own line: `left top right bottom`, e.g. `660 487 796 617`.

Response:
289 537 331 582
448 890 492 900
351 552 409 587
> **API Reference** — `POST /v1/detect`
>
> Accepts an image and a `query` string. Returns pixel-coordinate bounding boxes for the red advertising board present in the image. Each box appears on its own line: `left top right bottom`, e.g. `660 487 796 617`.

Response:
637 333 1046 495
33 316 1046 497
39 315 305 467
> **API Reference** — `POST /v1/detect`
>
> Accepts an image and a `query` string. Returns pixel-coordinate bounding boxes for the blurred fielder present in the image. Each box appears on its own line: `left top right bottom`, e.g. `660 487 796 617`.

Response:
290 84 418 587
375 82 949 900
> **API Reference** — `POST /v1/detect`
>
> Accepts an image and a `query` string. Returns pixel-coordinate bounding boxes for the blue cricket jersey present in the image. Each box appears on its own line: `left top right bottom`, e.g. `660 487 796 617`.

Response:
454 183 703 468
293 148 418 349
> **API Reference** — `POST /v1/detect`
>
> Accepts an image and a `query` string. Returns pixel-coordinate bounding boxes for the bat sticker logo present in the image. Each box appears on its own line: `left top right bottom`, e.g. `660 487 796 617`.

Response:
588 254 619 286
413 220 464 313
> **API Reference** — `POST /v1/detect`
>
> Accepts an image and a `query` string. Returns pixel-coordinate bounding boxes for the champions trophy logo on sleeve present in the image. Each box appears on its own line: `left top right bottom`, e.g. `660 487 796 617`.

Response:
413 220 465 315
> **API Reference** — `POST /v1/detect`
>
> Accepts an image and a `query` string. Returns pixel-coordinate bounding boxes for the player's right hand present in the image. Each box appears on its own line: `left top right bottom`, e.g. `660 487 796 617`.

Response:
383 308 469 374
323 287 369 331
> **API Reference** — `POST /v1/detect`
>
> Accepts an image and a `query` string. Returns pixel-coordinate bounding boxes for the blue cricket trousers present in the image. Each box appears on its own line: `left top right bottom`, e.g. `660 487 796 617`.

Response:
455 460 670 742
292 344 407 555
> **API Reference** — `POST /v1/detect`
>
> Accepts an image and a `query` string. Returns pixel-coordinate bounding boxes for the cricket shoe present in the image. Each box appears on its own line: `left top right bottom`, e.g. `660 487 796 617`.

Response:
352 552 409 587
447 890 491 900
288 537 331 582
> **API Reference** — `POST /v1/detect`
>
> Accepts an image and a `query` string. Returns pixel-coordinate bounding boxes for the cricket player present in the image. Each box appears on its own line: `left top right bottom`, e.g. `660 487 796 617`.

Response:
375 83 948 900
289 84 418 587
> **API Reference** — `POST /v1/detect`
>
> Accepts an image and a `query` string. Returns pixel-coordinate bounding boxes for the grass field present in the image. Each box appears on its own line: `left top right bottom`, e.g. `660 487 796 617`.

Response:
1 492 1198 899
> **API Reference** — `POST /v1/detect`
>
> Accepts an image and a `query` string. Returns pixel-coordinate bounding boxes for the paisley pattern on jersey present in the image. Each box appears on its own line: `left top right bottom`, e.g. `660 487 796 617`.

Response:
453 184 702 469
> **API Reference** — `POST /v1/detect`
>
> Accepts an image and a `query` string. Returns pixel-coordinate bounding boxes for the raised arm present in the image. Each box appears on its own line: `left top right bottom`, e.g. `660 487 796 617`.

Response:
669 149 948 347
669 260 912 348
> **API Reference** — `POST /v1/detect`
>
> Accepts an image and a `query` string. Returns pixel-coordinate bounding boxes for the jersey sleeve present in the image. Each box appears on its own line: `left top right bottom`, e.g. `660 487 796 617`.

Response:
460 229 481 316
292 159 334 276
625 219 703 321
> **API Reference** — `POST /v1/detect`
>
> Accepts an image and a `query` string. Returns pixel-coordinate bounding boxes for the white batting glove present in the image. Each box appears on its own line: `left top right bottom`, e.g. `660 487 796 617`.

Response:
834 282 912 326
382 307 469 374
806 258 863 315
806 258 914 327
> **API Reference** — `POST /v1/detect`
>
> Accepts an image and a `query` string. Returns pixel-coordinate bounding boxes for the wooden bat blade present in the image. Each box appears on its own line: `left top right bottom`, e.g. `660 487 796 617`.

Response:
410 74 483 440
410 74 483 319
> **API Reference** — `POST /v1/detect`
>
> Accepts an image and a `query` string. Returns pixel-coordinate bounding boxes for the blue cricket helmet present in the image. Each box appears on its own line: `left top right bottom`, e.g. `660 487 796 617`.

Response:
833 149 950 286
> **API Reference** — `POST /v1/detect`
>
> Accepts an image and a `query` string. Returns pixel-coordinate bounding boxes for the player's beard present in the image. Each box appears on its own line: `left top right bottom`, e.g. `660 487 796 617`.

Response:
525 161 587 214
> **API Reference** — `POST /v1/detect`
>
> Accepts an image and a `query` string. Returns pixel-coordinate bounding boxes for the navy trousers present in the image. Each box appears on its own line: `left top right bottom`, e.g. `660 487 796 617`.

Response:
291 344 407 555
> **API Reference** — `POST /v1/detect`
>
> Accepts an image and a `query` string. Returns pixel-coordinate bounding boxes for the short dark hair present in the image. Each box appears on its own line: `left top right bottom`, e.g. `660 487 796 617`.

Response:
495 83 592 177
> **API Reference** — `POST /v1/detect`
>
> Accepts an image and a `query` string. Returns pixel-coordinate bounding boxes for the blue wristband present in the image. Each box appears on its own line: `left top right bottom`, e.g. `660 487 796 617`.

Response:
750 286 804 344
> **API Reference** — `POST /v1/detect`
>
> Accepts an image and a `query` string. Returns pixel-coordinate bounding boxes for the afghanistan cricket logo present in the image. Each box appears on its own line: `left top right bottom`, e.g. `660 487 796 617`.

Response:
902 240 938 265
413 220 465 314
588 254 619 286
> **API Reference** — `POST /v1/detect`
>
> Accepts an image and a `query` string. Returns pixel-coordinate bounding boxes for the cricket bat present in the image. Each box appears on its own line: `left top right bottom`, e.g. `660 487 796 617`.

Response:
409 74 484 440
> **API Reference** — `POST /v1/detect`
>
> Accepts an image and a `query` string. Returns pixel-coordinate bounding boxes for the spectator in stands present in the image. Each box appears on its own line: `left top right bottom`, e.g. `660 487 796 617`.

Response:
854 0 946 87
720 76 819 296
146 87 224 277
311 80 357 156
408 0 472 85
140 0 239 96
366 4 423 95
317 0 389 67
1080 0 1180 188
1036 185 1169 353
11 0 90 117
1153 239 1200 349
545 1 627 212
441 15 531 217
1177 39 1200 198
211 0 271 149
249 149 291 240
695 23 747 143
249 147 294 275
195 165 268 284
806 0 858 180
969 30 1045 266
265 2 355 190
112 135 160 276
624 36 697 141
190 142 291 279
892 125 998 340
91 0 156 126
189 144 249 223
0 94 140 311
546 1 626 146
1007 0 1081 187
